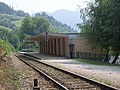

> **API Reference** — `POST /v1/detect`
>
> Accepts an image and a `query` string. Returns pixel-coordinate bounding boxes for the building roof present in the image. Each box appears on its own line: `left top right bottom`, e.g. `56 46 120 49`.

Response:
27 32 81 42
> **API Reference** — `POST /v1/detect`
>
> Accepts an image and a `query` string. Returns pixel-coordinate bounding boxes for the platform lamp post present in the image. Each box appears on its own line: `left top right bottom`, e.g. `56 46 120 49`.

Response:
45 32 48 54
45 32 48 42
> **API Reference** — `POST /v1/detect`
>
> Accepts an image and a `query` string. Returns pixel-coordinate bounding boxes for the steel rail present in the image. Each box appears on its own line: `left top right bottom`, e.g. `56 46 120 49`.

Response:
15 54 68 90
21 53 118 90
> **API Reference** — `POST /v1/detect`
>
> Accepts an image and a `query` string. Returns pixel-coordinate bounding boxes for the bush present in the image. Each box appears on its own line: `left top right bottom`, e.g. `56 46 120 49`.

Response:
0 39 14 55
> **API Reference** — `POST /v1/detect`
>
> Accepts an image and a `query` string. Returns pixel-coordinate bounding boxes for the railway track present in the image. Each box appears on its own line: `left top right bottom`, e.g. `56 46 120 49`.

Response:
16 54 117 90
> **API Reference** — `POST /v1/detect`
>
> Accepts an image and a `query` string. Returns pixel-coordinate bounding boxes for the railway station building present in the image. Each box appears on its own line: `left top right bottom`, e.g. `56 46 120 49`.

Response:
28 33 102 60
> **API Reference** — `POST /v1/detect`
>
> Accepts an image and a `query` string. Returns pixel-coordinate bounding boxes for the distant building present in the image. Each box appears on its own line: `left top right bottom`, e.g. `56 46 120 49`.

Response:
28 33 103 60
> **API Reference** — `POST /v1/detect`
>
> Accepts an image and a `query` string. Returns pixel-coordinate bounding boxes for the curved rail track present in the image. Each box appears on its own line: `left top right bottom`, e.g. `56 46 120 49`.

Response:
15 54 117 90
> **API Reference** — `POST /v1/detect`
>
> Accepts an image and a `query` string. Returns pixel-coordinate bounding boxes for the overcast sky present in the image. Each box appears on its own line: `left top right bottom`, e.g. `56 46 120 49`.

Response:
0 0 89 14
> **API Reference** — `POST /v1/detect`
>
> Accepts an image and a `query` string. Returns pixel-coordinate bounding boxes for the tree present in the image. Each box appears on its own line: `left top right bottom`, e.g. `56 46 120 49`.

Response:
79 0 120 64
109 0 120 63
20 16 35 39
78 0 111 62
20 16 50 37
32 17 50 34
20 16 50 49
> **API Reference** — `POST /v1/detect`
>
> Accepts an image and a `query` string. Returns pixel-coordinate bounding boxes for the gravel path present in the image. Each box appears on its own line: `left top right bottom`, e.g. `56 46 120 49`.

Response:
41 59 120 89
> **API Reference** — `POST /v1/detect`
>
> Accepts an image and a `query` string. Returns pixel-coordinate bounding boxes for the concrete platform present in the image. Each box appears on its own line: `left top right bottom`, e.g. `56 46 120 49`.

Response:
27 52 67 60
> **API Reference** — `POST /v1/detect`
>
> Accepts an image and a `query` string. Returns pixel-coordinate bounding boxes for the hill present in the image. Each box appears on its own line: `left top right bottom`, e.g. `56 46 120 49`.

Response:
0 14 22 29
0 25 13 41
39 9 82 31
35 12 77 33
0 2 29 17
51 9 82 30
0 2 76 33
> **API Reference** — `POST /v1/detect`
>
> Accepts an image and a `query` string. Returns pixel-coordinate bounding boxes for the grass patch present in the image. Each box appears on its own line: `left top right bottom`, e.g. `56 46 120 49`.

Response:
0 57 21 90
1 66 21 89
74 58 120 66
99 79 112 86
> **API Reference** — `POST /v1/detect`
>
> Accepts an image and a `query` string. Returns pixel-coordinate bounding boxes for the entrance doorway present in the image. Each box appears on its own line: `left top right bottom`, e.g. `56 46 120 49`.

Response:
69 44 74 58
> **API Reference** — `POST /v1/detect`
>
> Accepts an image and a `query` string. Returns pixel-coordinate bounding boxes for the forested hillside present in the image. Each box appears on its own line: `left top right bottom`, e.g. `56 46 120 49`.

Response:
0 2 76 51
35 12 76 33
0 14 22 29
0 2 29 17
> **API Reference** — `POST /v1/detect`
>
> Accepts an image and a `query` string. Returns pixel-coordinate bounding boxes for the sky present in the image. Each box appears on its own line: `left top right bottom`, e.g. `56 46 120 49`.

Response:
0 0 89 14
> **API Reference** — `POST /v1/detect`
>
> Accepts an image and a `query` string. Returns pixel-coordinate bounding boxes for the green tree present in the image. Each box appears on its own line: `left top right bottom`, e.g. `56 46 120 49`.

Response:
20 16 50 50
32 17 50 34
79 0 111 62
20 16 50 37
20 16 35 39
109 0 120 63
79 0 120 63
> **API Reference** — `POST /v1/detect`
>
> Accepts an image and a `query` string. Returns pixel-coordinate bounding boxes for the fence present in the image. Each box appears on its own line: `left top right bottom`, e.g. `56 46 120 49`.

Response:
76 52 105 61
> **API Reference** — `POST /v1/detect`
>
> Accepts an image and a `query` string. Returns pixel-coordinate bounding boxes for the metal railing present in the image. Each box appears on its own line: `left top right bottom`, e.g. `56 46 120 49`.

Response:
76 52 105 61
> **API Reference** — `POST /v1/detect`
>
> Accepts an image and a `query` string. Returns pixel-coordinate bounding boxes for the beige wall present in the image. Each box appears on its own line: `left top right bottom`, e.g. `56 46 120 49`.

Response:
71 37 101 57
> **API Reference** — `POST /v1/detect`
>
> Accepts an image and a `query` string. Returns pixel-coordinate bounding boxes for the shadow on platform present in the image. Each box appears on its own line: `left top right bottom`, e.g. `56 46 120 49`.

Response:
27 52 67 60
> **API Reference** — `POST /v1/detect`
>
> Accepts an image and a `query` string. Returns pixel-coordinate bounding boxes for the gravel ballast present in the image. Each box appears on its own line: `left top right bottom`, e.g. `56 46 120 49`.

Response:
41 59 120 89
9 54 60 90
